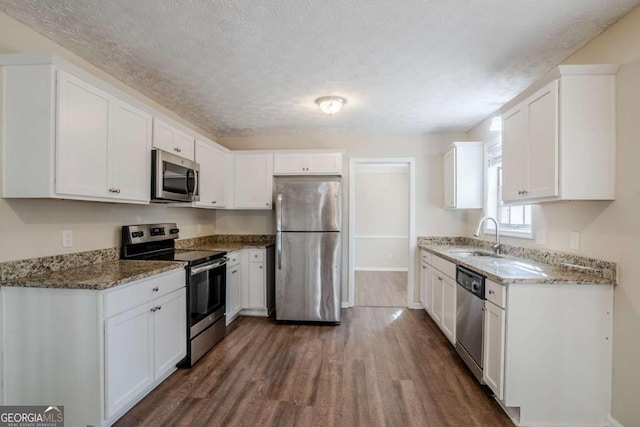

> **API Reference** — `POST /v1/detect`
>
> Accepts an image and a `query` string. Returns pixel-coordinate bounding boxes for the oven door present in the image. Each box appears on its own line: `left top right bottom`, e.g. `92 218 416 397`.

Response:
188 258 227 338
152 149 200 202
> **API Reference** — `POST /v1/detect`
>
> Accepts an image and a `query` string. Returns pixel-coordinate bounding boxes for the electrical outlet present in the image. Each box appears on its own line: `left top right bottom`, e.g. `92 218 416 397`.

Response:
535 230 546 245
570 231 580 250
62 229 73 248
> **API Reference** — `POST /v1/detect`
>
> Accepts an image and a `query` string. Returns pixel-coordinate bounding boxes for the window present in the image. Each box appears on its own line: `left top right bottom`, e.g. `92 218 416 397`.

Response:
484 139 533 238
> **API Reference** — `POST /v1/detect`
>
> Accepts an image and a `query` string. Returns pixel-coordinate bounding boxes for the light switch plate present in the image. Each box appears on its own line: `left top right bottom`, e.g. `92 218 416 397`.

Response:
62 229 73 248
535 230 546 245
570 231 580 250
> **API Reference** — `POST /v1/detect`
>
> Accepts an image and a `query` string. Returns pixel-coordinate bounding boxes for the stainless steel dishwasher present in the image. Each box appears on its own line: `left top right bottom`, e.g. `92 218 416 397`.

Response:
455 265 486 383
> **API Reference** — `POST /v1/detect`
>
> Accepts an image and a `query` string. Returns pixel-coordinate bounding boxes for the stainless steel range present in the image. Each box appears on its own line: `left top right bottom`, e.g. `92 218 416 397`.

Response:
121 223 228 367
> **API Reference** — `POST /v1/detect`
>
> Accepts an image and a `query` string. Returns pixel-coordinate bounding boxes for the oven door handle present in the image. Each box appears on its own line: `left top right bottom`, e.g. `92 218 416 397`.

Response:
190 258 228 276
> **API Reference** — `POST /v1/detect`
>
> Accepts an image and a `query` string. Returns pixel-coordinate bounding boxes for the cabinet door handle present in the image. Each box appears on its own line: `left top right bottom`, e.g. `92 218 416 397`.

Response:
150 307 157 312
174 147 182 153
232 269 238 274
266 202 270 207
259 265 263 269
157 305 162 311
488 290 495 295
152 287 159 292
211 201 217 204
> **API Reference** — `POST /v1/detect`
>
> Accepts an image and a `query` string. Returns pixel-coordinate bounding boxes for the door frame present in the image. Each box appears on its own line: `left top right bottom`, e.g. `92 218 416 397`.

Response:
347 158 416 308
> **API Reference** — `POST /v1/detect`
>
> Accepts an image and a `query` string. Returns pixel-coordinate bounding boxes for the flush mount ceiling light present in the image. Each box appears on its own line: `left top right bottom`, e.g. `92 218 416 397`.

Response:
315 96 347 115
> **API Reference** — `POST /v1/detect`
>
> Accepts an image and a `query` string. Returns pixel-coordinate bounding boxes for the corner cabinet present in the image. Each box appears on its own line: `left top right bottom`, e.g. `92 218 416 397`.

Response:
443 141 484 209
2 65 152 203
274 152 343 175
2 269 187 427
233 153 274 209
194 140 230 209
502 65 617 203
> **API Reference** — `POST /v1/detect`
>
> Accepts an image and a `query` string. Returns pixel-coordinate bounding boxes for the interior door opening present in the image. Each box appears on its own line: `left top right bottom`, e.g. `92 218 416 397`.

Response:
348 159 416 308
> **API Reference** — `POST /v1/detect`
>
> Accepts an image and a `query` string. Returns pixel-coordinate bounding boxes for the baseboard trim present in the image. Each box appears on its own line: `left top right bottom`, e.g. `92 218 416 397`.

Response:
608 415 624 427
409 302 423 309
354 267 409 272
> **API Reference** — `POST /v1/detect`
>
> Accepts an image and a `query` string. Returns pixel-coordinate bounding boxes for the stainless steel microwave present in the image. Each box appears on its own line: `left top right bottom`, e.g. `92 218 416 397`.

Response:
151 149 200 202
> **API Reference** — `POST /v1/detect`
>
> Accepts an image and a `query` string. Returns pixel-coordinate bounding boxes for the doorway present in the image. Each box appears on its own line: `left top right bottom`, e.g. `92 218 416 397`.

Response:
348 159 416 308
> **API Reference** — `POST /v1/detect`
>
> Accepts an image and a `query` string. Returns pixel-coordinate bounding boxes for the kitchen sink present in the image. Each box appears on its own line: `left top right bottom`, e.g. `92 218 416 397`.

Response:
447 250 504 258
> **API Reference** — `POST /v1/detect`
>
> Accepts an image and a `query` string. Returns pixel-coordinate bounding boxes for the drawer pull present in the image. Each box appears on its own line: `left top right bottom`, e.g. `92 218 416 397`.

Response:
488 290 495 295
152 287 159 292
151 307 157 312
157 305 162 311
232 269 238 274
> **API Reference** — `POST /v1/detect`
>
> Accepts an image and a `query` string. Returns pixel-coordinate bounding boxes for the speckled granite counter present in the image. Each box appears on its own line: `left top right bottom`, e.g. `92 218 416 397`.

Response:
2 260 186 290
418 237 616 285
176 234 275 252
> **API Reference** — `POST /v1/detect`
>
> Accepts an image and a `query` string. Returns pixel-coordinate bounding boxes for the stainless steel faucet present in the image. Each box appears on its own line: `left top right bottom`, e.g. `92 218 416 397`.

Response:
474 216 501 254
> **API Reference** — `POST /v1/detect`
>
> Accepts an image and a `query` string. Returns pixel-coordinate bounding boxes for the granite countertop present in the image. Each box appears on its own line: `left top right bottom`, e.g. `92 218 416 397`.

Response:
419 241 615 286
183 242 275 252
176 234 275 252
2 260 187 290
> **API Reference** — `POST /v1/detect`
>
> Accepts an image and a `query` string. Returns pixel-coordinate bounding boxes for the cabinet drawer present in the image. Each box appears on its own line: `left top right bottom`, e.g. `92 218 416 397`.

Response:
485 279 506 309
421 250 432 264
248 249 264 263
430 255 456 279
105 269 186 318
227 250 241 267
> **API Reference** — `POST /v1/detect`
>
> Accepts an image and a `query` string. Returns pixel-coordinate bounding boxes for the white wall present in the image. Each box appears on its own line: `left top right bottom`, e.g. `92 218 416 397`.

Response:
354 163 409 271
466 6 640 425
0 11 218 262
218 133 467 304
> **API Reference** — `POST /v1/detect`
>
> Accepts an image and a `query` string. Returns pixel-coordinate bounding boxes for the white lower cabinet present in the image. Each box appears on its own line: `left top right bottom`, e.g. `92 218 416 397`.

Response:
483 299 505 400
441 274 457 343
226 250 242 324
424 252 456 345
239 247 275 317
419 260 432 313
481 279 613 426
105 302 154 418
2 268 186 427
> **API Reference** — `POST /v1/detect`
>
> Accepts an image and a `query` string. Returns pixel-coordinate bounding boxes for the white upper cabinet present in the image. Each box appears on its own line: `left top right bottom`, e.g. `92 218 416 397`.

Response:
501 65 617 203
110 100 153 202
2 63 152 204
56 70 111 199
233 153 274 209
443 142 483 209
274 152 342 175
152 118 195 161
194 140 229 208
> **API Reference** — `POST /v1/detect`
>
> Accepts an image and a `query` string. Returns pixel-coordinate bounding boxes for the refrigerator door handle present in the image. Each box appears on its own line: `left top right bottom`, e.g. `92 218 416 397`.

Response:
276 193 283 231
277 231 282 270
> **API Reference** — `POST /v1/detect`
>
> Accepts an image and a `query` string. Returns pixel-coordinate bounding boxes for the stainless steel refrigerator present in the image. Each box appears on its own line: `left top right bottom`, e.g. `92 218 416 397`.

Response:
275 176 342 323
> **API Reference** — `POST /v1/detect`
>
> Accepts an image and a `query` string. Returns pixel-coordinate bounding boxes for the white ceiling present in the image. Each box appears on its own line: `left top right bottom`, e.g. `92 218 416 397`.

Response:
0 1 638 137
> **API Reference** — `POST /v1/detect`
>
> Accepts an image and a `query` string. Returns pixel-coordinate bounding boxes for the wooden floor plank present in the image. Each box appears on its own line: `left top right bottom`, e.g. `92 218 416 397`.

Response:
355 271 407 307
115 308 513 427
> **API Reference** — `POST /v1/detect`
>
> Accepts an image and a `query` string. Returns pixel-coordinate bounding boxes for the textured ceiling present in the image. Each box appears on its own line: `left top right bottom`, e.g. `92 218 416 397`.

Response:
0 0 638 137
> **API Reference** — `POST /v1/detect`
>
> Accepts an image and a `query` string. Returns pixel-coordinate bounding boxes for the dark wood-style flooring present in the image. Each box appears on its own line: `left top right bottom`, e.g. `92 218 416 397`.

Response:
115 308 513 427
354 271 407 307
